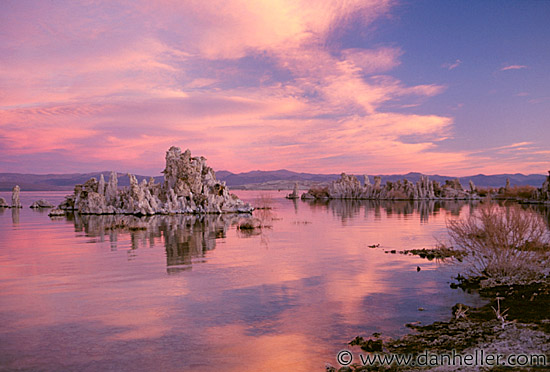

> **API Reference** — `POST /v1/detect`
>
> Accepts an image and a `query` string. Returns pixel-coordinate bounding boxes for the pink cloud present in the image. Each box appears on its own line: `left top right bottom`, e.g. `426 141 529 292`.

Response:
1 0 546 177
340 47 403 74
139 0 395 59
500 64 527 71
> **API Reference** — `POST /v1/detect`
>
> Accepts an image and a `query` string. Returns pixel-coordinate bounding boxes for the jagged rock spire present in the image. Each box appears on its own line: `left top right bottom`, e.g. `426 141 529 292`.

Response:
57 147 253 215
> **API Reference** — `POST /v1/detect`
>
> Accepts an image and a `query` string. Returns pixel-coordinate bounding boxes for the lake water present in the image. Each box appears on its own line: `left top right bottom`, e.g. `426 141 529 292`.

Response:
0 191 487 371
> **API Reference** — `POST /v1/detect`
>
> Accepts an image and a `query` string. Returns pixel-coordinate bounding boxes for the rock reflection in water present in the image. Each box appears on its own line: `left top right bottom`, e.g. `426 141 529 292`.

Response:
302 199 479 223
73 213 243 273
11 208 20 224
520 203 550 228
537 204 550 226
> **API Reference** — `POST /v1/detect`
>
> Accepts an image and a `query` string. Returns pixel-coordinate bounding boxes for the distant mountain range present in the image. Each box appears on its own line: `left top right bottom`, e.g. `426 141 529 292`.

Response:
0 172 164 191
0 170 547 191
217 170 547 190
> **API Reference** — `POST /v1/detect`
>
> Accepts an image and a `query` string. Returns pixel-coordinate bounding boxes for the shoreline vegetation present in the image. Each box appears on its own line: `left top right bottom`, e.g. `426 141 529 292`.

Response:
331 201 550 371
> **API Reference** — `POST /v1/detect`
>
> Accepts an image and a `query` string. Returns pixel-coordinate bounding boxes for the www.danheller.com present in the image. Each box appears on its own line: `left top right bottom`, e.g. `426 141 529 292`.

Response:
337 349 548 368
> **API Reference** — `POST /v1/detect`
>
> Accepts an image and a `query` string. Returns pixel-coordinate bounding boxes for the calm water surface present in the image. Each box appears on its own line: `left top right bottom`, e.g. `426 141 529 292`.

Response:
0 191 486 371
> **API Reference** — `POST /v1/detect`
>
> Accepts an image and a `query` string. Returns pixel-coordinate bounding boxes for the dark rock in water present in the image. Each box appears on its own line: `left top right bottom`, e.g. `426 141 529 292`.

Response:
0 197 8 208
30 199 54 208
237 217 262 230
400 247 466 261
48 208 65 217
58 147 253 215
416 266 421 272
349 336 383 352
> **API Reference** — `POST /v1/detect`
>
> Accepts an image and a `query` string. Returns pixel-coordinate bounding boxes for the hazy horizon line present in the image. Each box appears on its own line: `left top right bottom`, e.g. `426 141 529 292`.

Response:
1 169 547 178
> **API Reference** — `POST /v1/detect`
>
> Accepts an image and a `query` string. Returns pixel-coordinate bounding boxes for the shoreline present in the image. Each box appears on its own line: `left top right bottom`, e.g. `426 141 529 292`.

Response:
331 270 550 371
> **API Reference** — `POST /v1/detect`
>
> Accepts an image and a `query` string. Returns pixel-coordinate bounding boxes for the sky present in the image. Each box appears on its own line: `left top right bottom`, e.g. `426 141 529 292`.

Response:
1 0 549 176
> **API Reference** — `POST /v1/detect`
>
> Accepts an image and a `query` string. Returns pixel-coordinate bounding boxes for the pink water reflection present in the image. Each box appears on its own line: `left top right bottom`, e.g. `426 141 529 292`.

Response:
0 191 485 371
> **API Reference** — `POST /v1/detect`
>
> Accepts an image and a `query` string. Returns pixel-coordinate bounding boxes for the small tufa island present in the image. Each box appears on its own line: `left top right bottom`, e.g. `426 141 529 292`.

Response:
54 146 253 215
300 171 550 202
301 173 479 200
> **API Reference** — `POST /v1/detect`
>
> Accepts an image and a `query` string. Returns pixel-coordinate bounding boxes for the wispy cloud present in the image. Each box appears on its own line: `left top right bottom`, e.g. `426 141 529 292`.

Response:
470 142 535 156
442 59 462 70
500 64 527 71
0 0 545 176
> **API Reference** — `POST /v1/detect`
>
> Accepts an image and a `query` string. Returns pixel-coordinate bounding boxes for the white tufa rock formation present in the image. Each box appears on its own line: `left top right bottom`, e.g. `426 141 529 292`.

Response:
58 147 253 215
48 208 65 217
286 182 300 199
469 180 476 193
11 185 22 208
533 170 550 202
30 199 55 208
302 173 479 200
0 198 10 208
0 197 9 208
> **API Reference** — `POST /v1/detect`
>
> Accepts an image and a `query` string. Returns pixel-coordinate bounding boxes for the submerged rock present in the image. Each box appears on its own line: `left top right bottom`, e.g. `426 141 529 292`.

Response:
30 199 55 208
58 147 253 215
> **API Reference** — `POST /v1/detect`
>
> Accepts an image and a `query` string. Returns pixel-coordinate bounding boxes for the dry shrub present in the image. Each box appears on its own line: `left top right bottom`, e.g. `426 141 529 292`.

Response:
447 202 550 282
251 192 278 229
501 185 537 199
254 192 273 209
476 187 495 197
